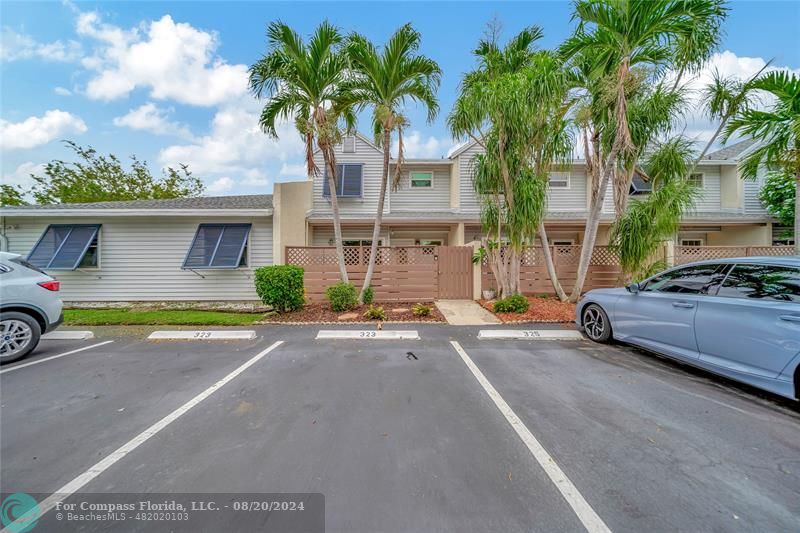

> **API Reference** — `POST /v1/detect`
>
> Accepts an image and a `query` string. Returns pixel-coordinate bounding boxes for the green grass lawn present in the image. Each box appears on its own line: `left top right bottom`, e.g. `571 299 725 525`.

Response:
64 309 265 326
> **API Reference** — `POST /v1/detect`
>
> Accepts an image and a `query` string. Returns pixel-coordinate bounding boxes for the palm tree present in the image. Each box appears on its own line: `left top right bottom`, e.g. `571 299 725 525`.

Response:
560 0 727 301
249 20 355 282
725 71 800 253
346 24 441 303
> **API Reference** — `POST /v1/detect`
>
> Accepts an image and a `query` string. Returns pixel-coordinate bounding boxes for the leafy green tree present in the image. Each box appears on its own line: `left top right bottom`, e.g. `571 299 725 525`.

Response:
249 20 356 282
449 26 573 297
0 184 27 206
346 24 442 303
725 71 800 253
31 141 202 204
560 0 727 301
759 171 795 228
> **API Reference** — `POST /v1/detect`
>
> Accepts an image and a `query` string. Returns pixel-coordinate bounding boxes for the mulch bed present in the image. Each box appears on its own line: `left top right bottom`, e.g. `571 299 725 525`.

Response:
259 301 446 324
479 296 576 323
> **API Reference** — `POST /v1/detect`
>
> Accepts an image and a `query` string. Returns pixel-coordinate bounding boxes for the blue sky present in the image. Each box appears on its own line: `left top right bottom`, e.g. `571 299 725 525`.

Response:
2 0 799 197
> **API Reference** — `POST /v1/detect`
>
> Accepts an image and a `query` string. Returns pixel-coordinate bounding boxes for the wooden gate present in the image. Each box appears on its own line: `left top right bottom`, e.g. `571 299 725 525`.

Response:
437 246 473 299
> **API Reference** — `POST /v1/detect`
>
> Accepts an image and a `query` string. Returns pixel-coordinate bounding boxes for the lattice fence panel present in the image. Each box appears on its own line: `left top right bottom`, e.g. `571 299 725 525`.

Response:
675 246 747 265
750 246 795 256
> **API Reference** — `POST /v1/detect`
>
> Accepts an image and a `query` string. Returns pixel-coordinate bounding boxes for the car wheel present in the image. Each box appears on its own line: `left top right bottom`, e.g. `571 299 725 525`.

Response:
0 312 41 364
582 304 612 343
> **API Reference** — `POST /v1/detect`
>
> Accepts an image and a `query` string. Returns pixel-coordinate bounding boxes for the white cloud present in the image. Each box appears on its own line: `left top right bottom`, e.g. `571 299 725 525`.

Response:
158 100 304 190
113 102 194 140
206 176 234 194
676 51 800 146
54 86 73 96
279 162 307 178
0 27 82 62
1 161 45 190
0 110 87 150
77 12 248 106
392 131 451 159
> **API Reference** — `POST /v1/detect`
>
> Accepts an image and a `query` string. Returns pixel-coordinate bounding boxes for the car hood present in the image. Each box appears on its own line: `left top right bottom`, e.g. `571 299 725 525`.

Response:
583 287 628 298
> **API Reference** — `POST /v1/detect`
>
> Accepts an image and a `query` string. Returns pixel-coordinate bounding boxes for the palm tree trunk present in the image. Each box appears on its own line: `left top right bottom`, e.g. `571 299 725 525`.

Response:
361 127 391 303
322 145 349 283
569 149 617 302
538 222 567 301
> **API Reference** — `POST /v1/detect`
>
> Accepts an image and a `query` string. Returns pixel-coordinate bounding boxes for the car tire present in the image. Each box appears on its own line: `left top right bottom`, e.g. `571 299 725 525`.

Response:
0 311 41 364
582 304 612 343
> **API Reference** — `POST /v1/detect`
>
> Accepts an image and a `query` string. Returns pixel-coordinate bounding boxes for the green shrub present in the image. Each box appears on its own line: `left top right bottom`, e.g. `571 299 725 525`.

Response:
363 304 387 320
493 294 529 313
411 303 432 317
254 265 305 312
325 282 358 312
362 286 374 305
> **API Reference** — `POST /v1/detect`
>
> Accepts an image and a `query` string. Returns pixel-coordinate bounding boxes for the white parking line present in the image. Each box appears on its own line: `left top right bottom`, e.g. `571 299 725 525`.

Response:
450 341 611 533
1 340 284 532
0 341 114 375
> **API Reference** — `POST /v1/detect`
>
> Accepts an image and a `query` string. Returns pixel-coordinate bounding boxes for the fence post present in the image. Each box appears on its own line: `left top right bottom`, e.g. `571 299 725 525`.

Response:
745 246 753 257
470 241 482 300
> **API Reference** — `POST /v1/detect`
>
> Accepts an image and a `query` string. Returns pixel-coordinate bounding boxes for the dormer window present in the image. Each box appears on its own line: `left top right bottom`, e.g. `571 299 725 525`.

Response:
342 135 356 153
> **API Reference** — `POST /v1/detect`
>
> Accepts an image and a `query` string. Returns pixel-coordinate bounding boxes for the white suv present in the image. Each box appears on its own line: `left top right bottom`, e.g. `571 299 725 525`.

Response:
0 252 64 363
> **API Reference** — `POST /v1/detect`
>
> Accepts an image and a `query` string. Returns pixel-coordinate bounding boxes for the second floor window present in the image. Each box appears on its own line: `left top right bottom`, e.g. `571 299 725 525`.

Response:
323 164 363 198
410 172 433 188
548 172 570 188
688 173 704 188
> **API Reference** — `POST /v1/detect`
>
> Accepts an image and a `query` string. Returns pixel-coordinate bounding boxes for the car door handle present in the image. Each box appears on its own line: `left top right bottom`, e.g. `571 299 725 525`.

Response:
779 315 800 323
672 302 695 308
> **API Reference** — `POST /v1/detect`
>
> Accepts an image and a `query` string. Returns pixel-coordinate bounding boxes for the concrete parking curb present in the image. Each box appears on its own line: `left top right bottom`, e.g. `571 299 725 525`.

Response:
147 330 257 340
42 330 95 340
478 329 585 340
316 330 420 340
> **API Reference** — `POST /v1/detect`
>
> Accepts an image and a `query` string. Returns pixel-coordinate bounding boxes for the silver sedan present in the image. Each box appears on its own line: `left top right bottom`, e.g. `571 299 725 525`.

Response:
576 257 800 400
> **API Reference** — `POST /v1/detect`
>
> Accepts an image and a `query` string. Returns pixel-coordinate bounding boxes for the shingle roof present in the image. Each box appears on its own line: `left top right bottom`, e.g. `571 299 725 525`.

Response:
1 194 273 211
704 139 757 161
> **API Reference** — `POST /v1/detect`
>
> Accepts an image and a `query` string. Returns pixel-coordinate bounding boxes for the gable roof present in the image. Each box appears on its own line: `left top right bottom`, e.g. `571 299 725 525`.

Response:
703 138 758 161
0 195 273 217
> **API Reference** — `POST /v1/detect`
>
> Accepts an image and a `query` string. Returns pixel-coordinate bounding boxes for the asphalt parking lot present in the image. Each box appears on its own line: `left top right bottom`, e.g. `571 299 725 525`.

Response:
2 324 799 532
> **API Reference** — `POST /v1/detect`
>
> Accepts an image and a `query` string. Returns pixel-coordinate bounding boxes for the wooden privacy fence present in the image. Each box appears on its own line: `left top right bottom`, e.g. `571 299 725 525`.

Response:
675 245 795 265
286 245 439 302
481 245 622 295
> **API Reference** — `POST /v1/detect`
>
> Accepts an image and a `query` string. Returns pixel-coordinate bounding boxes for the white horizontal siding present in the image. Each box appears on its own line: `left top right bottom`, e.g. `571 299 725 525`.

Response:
457 142 483 213
312 136 386 215
744 169 768 214
5 216 272 301
689 167 722 212
390 166 451 211
548 170 587 211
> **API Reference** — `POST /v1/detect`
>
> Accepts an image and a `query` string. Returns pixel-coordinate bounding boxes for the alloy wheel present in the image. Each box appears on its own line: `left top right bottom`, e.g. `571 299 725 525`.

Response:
0 320 33 360
582 306 605 341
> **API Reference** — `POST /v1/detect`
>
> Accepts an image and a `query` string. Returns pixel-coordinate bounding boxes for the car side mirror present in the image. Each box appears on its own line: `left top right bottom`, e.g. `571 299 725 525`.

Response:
626 282 640 294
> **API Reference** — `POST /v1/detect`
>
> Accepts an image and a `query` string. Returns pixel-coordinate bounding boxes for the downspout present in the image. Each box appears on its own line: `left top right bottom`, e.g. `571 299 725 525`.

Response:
0 217 8 252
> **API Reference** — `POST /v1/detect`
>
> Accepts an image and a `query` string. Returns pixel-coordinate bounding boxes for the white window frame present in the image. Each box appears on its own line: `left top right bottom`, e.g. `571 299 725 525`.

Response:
409 171 434 189
688 172 704 188
342 135 356 153
680 238 704 246
548 172 570 189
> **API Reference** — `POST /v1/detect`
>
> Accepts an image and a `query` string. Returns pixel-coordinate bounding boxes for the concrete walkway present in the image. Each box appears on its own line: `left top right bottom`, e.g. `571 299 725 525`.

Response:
435 299 501 326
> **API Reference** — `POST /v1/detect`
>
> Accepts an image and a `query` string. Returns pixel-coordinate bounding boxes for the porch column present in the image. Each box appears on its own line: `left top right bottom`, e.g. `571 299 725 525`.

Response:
664 240 675 267
451 223 465 246
470 240 482 300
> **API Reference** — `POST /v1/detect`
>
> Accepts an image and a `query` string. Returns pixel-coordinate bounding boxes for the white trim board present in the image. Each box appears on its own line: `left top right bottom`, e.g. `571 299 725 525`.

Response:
478 329 584 340
148 330 257 340
316 330 420 340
